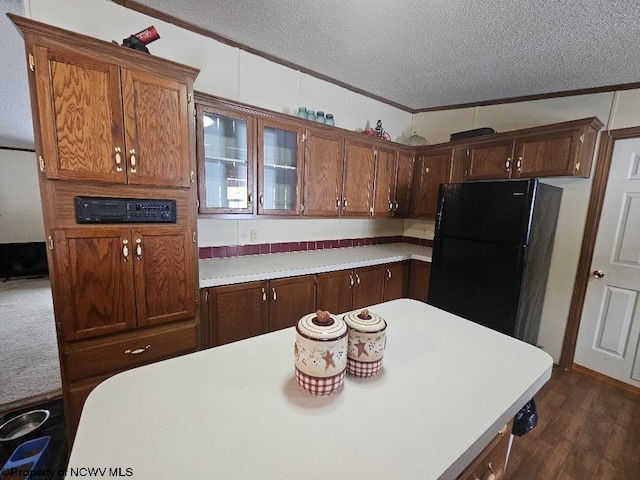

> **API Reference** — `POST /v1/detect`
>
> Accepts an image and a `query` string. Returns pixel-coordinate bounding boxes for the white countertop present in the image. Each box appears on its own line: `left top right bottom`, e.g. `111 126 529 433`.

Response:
199 243 432 287
68 299 552 480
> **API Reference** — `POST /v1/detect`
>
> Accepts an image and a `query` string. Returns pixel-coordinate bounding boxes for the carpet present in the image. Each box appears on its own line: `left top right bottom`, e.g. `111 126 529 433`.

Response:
0 276 62 411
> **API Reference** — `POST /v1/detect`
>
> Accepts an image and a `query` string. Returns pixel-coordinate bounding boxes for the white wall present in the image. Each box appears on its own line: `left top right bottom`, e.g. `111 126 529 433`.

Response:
0 149 44 242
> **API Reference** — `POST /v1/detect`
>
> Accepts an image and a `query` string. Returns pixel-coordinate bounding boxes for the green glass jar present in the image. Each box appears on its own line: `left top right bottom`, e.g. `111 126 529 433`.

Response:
325 114 335 126
306 109 316 121
297 107 307 119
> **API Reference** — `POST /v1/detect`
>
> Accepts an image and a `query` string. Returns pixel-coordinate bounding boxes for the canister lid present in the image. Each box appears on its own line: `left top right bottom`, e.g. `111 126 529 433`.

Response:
296 310 347 341
343 308 387 333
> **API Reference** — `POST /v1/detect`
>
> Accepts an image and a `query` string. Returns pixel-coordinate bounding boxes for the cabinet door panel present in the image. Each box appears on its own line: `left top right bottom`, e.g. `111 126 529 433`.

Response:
342 141 375 216
53 228 135 340
373 147 396 218
209 281 268 346
466 140 514 180
257 119 303 215
133 227 195 327
395 151 414 217
304 130 343 216
34 45 125 183
408 260 431 303
353 265 385 310
197 106 254 213
383 261 409 301
316 270 353 315
122 69 192 188
515 130 579 177
412 150 452 218
268 276 316 331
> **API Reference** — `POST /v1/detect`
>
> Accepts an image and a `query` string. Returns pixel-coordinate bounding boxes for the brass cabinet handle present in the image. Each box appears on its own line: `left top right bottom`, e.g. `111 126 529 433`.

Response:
394 201 399 211
386 268 392 280
517 156 523 172
130 148 137 173
343 198 348 210
115 147 123 172
135 238 142 261
355 273 361 285
259 193 264 206
505 157 511 171
388 200 393 212
261 287 266 302
336 197 341 211
272 287 277 301
122 239 129 262
349 275 354 287
124 344 150 355
248 192 253 206
592 269 605 278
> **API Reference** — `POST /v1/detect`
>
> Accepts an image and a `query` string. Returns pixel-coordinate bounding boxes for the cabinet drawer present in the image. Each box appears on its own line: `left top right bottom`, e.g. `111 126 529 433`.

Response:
457 421 512 480
65 321 197 382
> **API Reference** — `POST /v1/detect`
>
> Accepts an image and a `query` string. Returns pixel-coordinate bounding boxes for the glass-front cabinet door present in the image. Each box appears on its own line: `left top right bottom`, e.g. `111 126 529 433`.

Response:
257 118 303 215
197 105 254 213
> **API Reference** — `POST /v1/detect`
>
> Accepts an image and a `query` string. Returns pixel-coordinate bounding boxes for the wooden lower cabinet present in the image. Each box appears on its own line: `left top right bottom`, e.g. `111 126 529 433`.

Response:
408 260 431 302
383 261 409 301
63 319 198 437
316 265 385 314
457 421 512 480
208 275 316 347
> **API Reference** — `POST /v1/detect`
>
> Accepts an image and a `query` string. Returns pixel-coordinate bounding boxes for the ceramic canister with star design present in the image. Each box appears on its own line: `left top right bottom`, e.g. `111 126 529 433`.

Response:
343 308 387 377
294 310 348 394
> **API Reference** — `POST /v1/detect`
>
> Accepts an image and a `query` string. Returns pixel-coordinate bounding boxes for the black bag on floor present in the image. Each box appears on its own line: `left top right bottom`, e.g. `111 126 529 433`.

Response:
512 398 538 436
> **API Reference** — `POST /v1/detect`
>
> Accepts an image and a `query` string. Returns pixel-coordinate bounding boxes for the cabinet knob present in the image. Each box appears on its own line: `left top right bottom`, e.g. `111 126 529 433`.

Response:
248 192 253 207
349 275 354 287
259 193 264 206
505 157 511 171
122 239 129 262
516 156 523 172
394 201 399 211
261 287 267 302
343 198 348 210
114 147 123 172
129 148 137 173
272 287 277 301
355 273 361 285
386 268 392 279
135 238 142 261
336 197 341 211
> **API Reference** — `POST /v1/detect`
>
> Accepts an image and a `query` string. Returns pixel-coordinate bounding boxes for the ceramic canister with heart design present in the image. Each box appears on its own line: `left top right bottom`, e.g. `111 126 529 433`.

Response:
343 308 387 377
294 310 348 395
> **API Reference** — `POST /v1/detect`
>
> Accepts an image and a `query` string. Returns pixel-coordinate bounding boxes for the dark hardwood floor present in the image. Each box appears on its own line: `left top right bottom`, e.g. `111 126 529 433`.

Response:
507 366 640 479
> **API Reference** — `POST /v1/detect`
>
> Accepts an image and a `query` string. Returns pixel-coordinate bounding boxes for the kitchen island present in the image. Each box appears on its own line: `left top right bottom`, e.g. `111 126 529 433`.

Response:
67 299 552 479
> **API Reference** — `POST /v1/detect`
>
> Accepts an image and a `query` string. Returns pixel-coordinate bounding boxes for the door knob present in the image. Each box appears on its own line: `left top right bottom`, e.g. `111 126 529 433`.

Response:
592 269 605 278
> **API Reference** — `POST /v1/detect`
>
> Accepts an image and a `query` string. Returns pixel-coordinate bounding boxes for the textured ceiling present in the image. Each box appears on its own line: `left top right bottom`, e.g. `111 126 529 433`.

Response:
134 0 640 111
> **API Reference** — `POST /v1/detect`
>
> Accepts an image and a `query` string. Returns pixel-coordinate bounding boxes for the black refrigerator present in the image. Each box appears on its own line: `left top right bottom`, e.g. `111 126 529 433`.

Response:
427 178 562 345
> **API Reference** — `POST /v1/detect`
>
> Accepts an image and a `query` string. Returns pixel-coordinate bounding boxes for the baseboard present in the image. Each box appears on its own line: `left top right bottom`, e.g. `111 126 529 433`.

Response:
571 364 640 396
0 388 63 416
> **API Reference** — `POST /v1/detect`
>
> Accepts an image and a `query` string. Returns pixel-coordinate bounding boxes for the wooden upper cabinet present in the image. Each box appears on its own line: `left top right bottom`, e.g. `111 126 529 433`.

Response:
132 227 195 328
343 140 376 216
268 275 316 332
196 105 255 214
303 129 344 216
32 42 193 188
514 129 580 177
34 45 126 184
122 68 192 188
257 118 304 215
394 150 415 217
372 146 397 218
465 139 515 180
411 149 453 219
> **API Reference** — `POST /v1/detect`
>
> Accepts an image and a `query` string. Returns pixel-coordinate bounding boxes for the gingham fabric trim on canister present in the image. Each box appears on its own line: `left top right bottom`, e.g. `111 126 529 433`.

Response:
347 357 383 377
295 367 346 395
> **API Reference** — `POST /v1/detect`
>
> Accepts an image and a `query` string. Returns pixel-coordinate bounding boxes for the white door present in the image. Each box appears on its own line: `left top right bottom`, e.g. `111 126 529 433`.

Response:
574 137 640 387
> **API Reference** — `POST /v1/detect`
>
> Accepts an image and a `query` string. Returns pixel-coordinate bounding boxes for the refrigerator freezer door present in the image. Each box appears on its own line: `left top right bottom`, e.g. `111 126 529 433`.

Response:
437 180 535 245
428 237 525 336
